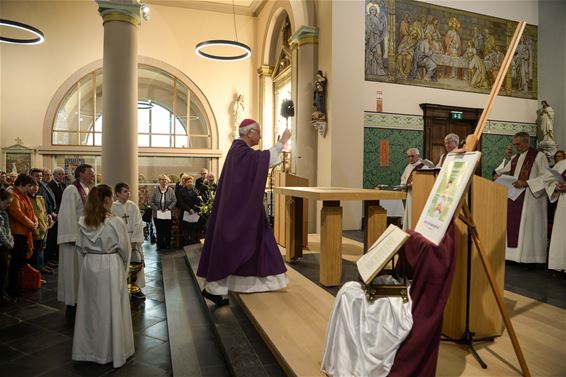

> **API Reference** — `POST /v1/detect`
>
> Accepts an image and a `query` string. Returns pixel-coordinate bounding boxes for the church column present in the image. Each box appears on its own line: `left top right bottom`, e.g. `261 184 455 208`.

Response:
289 26 318 232
97 1 145 202
257 65 274 149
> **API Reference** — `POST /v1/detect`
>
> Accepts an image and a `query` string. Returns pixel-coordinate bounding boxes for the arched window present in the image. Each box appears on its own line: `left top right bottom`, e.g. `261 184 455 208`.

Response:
41 59 221 187
52 64 212 149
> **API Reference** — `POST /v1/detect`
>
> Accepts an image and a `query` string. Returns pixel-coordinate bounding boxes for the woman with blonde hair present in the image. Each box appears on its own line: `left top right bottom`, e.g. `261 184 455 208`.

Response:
149 174 176 250
72 184 134 368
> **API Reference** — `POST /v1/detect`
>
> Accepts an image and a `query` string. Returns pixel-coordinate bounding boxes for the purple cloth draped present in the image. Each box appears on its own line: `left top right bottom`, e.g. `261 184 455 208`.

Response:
389 223 457 377
197 139 286 281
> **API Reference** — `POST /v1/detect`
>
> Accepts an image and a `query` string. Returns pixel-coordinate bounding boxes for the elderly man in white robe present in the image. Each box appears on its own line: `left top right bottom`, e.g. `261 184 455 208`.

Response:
400 148 425 230
436 133 459 167
112 182 145 299
495 132 548 268
57 164 94 317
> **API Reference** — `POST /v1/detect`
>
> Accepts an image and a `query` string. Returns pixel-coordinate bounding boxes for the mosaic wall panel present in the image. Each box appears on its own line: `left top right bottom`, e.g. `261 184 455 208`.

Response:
364 0 538 99
363 112 537 187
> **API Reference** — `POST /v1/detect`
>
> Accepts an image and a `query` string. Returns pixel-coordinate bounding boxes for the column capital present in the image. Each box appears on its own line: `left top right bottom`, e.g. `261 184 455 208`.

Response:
97 1 147 26
257 65 274 77
289 25 319 48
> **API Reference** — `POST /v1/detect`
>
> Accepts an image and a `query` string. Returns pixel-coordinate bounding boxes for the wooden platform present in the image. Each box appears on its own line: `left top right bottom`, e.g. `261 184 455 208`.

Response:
242 235 566 377
186 235 566 377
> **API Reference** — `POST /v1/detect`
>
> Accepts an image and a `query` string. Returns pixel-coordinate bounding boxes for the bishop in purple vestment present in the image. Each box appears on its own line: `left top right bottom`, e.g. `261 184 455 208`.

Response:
197 119 292 305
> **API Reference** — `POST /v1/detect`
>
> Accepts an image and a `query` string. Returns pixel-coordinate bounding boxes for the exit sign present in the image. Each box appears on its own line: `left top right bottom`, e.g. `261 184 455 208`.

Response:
451 111 463 120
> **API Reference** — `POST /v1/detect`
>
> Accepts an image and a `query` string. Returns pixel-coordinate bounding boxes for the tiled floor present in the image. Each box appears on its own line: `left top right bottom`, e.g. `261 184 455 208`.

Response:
0 242 173 377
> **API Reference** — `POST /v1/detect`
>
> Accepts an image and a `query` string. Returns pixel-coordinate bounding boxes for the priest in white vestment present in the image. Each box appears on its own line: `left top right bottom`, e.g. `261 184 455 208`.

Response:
57 164 94 312
436 133 459 168
400 148 424 230
495 132 548 264
73 184 134 368
112 182 145 297
544 159 566 272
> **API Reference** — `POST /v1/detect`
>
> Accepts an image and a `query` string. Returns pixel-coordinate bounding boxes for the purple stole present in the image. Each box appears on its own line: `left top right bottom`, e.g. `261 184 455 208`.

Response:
507 148 538 247
73 179 88 206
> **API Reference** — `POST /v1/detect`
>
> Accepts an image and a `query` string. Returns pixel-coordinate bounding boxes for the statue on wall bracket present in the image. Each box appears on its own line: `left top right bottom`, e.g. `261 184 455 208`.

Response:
536 100 558 165
312 70 328 137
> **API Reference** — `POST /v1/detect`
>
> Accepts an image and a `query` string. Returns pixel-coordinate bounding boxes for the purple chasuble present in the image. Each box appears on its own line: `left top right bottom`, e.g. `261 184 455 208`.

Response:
197 139 286 282
389 223 457 377
507 148 538 248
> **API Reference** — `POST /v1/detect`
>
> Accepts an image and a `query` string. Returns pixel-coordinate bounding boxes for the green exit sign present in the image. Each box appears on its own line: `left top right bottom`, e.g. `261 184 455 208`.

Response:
451 111 463 120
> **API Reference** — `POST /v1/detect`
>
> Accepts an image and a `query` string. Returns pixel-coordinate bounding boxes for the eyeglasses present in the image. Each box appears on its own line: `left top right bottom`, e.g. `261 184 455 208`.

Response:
407 155 417 158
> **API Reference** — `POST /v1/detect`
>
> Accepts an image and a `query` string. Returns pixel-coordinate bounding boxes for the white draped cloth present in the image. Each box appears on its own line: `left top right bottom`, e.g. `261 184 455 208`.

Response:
546 160 566 271
112 200 145 288
400 160 422 231
321 279 413 377
57 183 88 305
495 150 548 263
72 216 134 368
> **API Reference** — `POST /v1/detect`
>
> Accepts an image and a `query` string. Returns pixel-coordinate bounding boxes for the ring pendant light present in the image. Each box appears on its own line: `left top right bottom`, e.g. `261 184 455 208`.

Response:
194 0 251 62
0 19 45 45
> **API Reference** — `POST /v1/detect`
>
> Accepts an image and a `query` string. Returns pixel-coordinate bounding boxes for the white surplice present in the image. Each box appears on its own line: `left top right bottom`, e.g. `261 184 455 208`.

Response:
321 280 413 377
495 150 548 263
400 160 422 231
57 183 88 305
545 160 566 271
112 200 145 287
72 216 134 368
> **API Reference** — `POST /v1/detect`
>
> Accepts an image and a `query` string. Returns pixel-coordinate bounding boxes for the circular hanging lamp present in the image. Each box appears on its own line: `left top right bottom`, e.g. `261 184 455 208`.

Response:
0 19 44 45
195 0 251 62
195 40 251 61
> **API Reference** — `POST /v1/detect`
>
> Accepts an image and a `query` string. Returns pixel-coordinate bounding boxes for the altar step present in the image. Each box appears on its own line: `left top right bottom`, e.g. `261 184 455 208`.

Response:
184 244 336 377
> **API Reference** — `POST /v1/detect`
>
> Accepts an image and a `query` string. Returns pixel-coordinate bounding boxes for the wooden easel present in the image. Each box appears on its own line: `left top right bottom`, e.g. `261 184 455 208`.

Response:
454 21 530 377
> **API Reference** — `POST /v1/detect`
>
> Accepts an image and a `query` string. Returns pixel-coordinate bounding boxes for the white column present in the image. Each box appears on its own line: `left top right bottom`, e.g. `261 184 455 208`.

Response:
98 1 144 202
290 26 319 232
257 65 274 148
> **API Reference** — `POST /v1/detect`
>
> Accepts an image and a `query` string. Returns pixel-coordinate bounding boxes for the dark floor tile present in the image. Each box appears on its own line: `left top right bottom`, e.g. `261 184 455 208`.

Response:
263 363 287 377
144 302 166 319
0 322 39 344
4 325 70 355
32 311 76 336
107 359 168 377
40 367 85 377
131 341 171 372
131 312 163 333
0 313 21 330
201 364 232 377
132 332 166 353
0 343 25 364
62 360 114 377
4 302 59 321
142 320 169 342
194 339 227 368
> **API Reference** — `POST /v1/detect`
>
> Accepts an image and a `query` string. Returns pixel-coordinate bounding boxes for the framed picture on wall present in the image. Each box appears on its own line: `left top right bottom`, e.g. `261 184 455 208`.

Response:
2 140 34 174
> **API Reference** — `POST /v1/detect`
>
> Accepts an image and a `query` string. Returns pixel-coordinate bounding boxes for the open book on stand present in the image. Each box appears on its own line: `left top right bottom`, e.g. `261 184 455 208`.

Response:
357 224 410 285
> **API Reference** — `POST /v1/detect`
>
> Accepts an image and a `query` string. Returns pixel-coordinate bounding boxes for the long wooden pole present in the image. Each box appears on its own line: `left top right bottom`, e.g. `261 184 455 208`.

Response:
461 204 531 376
464 21 526 151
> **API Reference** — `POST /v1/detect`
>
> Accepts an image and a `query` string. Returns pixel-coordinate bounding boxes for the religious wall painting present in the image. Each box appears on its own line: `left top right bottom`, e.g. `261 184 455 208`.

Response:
2 140 34 174
364 0 537 99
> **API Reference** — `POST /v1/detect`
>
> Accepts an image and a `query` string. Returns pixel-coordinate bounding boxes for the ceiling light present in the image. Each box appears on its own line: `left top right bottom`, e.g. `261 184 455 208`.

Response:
194 0 250 62
0 19 44 45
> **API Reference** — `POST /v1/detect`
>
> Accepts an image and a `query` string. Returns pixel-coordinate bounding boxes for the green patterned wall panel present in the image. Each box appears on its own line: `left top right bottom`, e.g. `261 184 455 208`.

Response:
364 128 423 187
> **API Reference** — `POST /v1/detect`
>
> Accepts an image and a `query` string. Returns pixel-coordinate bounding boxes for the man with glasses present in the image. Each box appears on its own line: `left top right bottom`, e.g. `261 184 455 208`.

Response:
400 148 425 230
495 132 548 270
197 119 291 305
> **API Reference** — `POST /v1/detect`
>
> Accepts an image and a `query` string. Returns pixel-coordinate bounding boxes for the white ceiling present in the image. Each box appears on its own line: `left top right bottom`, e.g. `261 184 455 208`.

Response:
145 0 267 16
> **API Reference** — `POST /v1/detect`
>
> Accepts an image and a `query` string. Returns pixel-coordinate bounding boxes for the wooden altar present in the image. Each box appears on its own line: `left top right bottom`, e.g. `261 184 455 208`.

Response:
273 187 405 286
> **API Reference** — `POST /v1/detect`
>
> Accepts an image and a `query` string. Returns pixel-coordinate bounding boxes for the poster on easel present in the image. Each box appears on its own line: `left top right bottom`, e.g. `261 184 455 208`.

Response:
414 151 481 245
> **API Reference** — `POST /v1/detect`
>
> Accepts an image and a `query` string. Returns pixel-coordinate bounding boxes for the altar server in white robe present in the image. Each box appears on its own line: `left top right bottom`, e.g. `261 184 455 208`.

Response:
112 182 145 297
57 164 94 314
400 148 424 230
495 132 548 264
545 159 566 272
321 279 413 377
73 184 134 368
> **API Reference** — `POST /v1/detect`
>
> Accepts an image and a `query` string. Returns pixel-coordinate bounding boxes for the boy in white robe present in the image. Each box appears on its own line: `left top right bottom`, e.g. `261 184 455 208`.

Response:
544 159 566 272
57 164 94 317
112 182 145 299
73 184 134 368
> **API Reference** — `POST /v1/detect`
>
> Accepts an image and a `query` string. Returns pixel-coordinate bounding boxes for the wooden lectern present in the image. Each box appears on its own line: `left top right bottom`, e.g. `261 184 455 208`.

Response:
273 172 308 248
411 170 507 339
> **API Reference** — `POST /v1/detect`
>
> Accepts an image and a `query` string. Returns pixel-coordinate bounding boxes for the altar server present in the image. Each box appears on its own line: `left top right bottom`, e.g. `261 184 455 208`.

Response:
72 184 134 368
112 182 145 298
